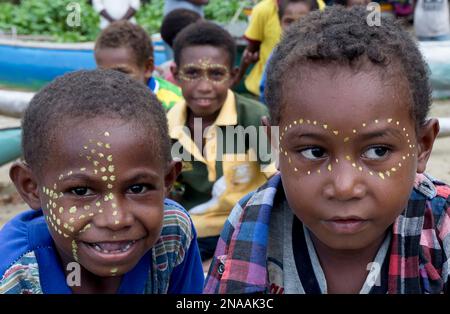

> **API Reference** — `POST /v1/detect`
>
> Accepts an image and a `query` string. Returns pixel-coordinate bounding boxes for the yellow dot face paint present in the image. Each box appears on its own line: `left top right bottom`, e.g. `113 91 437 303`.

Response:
43 130 122 261
278 117 415 180
178 58 231 84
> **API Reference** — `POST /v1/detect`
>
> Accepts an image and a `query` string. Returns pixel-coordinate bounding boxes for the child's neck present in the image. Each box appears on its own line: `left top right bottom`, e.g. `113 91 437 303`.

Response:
59 251 122 294
69 267 123 294
187 109 219 129
310 232 386 294
187 109 220 153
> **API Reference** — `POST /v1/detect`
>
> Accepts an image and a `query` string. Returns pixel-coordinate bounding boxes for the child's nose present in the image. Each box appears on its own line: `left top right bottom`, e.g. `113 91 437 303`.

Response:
322 160 367 201
196 76 213 92
92 198 135 231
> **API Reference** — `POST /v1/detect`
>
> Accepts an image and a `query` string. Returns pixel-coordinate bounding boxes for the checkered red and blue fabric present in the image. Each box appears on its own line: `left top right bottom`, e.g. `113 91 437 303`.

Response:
204 173 450 294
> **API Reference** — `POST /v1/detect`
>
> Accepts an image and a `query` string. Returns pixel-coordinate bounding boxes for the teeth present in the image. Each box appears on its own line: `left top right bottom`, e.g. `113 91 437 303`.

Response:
121 243 131 252
93 244 102 252
90 240 136 254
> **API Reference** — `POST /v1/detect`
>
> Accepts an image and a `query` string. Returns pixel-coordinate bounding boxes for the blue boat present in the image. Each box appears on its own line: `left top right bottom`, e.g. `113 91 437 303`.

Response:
0 127 21 166
0 35 168 91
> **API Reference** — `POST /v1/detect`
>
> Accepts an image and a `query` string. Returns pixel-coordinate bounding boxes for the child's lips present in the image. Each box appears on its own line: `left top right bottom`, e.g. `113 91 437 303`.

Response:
323 217 369 234
193 98 214 106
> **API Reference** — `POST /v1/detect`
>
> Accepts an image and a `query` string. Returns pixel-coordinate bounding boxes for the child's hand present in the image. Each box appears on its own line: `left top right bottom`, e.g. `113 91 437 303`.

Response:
242 48 259 65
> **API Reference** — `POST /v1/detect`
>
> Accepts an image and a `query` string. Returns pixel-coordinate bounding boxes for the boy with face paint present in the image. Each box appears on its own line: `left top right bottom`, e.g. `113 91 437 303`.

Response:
95 21 183 111
169 22 277 264
0 70 204 294
205 7 450 294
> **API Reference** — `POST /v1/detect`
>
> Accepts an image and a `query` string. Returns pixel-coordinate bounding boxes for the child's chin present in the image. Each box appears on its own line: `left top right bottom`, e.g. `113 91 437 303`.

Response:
82 262 135 278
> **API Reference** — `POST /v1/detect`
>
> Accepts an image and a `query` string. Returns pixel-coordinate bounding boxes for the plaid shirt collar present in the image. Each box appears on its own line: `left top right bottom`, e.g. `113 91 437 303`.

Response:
205 173 450 294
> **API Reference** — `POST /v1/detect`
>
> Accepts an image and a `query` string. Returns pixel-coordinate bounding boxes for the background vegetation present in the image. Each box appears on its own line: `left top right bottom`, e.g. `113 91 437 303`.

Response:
0 0 251 42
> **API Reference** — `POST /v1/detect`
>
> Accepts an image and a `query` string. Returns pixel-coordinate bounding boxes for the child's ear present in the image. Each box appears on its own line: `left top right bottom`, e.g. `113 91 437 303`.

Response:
170 63 179 82
144 57 155 80
416 118 440 173
261 116 279 170
9 162 41 210
164 159 182 197
261 116 278 149
229 66 239 86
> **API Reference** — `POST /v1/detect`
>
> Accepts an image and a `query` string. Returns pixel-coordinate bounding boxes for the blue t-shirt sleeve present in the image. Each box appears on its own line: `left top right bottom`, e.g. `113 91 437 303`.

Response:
167 226 204 294
260 53 272 105
259 68 267 105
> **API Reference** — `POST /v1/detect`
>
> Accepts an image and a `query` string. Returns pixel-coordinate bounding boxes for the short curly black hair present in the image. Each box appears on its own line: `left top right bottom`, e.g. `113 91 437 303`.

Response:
22 69 171 173
173 21 236 68
94 21 153 67
266 6 431 129
161 9 202 48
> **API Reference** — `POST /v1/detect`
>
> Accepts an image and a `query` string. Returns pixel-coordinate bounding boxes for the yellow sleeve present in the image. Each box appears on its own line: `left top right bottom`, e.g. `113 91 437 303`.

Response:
244 1 271 42
317 0 326 10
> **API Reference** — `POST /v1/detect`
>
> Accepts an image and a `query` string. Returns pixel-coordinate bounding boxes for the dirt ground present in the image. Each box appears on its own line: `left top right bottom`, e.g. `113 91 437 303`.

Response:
1 101 450 227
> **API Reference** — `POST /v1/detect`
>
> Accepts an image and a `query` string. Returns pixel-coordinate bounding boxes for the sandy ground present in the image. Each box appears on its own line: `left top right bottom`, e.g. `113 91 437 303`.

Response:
1 101 450 227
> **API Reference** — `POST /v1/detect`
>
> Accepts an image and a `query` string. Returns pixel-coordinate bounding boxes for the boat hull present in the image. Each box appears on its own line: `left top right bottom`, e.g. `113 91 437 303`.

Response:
0 127 22 166
0 37 168 91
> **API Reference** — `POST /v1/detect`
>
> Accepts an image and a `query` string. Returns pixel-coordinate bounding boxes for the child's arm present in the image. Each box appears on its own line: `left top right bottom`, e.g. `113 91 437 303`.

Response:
233 40 261 87
203 192 255 293
92 0 115 22
167 226 204 294
120 7 138 21
119 0 141 21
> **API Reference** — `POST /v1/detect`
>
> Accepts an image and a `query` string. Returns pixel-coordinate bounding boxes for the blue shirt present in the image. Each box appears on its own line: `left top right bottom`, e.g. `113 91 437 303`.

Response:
0 199 204 294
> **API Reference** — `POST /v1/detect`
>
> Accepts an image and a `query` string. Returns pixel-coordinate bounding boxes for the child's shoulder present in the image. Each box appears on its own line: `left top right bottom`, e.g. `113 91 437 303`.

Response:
0 210 47 294
161 199 193 239
234 92 269 127
223 173 282 232
412 173 450 229
413 173 450 205
154 199 195 266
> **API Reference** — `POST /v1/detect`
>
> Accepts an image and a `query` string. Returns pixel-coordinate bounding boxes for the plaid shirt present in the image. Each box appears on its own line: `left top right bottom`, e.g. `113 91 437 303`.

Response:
204 173 450 294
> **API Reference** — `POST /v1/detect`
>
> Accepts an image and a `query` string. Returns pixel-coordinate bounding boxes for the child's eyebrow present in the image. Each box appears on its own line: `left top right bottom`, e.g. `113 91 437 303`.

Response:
122 172 161 184
285 127 406 141
60 173 97 182
357 128 405 141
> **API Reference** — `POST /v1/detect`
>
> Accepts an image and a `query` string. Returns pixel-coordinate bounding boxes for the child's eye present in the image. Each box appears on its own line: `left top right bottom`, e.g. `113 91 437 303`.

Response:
182 67 201 79
127 184 152 194
208 69 228 81
70 187 94 196
362 146 390 160
299 147 327 160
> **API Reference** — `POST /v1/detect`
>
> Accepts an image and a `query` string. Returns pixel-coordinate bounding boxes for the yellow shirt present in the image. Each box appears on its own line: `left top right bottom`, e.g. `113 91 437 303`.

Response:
167 90 277 237
244 0 326 97
244 0 281 97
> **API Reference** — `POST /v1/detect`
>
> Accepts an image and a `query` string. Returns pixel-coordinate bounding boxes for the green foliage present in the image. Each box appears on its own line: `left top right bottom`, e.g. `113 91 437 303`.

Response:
0 0 100 42
204 0 250 23
136 0 250 35
135 0 164 35
0 0 251 42
0 3 15 31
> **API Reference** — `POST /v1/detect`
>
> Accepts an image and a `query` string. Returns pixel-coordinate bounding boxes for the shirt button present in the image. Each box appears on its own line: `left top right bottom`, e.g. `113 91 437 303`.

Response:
218 263 225 275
